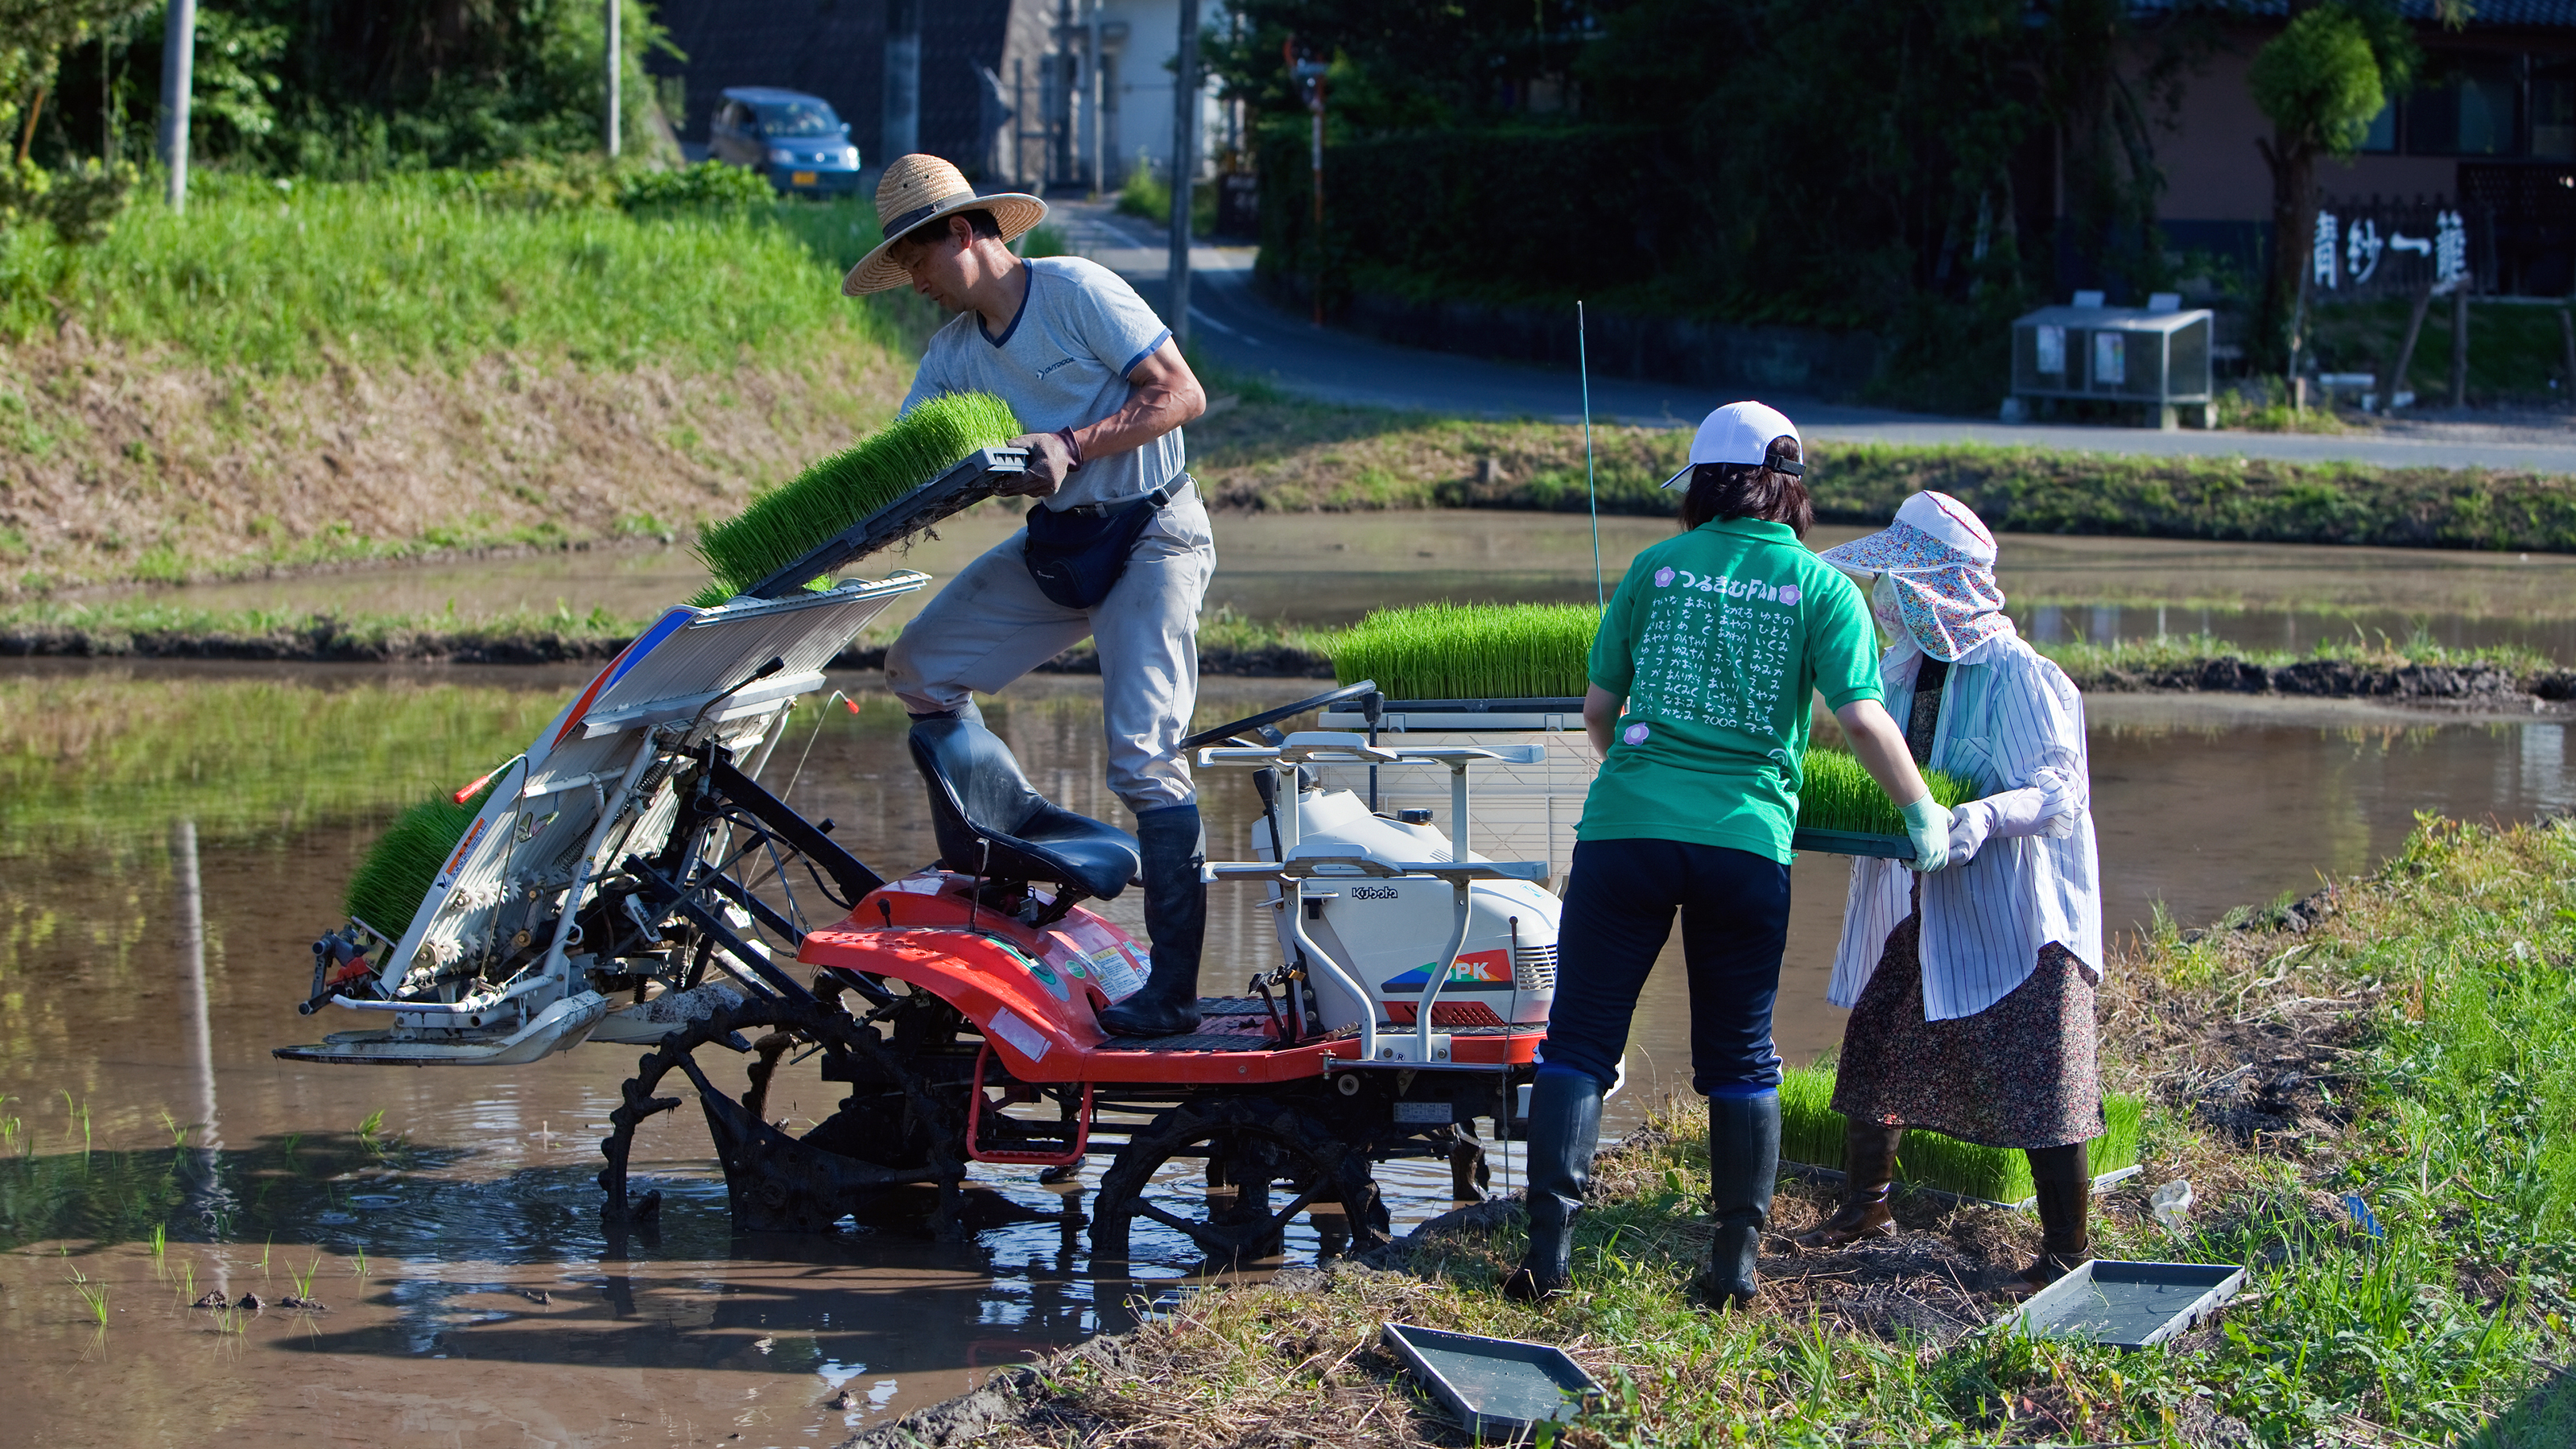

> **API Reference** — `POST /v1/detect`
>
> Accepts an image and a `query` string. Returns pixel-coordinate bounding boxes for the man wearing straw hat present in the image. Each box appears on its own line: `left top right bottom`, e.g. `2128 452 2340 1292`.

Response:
847 154 1216 1038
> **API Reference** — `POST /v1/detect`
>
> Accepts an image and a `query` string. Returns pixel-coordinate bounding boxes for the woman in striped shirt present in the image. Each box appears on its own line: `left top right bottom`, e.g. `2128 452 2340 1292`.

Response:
1802 491 2106 1299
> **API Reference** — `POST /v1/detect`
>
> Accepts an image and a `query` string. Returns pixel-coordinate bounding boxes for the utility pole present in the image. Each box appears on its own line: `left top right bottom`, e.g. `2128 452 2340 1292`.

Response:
1168 0 1199 352
602 0 621 155
1289 45 1327 326
158 0 196 211
883 0 920 158
1087 0 1104 196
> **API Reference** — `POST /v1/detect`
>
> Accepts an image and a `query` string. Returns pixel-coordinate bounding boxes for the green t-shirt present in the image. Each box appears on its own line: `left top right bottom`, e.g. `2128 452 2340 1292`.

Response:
1579 517 1884 862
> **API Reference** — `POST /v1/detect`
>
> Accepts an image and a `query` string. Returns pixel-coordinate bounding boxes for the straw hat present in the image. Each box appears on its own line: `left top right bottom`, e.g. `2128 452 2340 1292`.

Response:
841 155 1048 296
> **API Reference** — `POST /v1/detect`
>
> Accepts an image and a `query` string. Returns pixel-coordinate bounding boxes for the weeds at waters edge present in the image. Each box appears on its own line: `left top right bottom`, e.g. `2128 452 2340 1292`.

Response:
949 817 2576 1447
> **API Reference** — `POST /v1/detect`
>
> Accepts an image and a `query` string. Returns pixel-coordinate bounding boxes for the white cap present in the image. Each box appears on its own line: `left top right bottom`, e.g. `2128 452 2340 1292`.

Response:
1894 490 1996 564
1659 401 1805 489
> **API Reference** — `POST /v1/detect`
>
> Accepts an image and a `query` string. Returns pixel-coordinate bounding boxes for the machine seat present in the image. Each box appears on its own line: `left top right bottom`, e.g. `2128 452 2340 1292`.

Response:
908 718 1139 901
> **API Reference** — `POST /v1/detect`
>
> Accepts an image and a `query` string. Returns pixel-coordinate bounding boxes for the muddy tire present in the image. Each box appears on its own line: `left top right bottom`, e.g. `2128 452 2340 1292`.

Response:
1091 1097 1389 1269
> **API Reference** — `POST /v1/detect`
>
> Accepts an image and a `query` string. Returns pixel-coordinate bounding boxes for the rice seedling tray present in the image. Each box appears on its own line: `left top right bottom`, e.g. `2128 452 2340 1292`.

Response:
1318 696 1588 732
1382 1323 1603 1439
2000 1260 2248 1349
1792 827 1916 860
743 446 1026 599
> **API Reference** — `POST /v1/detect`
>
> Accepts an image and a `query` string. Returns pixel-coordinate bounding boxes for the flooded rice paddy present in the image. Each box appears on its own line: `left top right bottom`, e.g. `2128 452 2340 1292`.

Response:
11 510 2576 1446
90 508 2576 663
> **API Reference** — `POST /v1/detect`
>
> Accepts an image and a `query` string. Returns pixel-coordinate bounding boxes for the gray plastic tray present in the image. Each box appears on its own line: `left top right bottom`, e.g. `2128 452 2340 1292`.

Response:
2003 1259 2248 1349
1382 1322 1602 1439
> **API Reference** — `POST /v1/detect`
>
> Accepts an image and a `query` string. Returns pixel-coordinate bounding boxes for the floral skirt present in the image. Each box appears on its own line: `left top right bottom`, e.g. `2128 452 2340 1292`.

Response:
1828 912 2103 1150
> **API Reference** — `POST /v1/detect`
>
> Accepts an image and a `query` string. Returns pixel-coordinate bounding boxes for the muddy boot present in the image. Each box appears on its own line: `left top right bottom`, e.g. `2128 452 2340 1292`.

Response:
1795 1123 1904 1249
1699 1091 1781 1310
1098 803 1207 1038
2000 1141 2092 1300
1503 1068 1601 1302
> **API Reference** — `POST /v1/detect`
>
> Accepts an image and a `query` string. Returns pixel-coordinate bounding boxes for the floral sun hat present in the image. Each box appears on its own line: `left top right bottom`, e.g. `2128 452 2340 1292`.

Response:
1815 491 2013 662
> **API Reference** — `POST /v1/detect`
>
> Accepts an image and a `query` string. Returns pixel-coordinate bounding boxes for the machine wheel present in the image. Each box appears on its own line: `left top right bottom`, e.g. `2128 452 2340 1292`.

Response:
598 987 967 1233
1092 1097 1390 1270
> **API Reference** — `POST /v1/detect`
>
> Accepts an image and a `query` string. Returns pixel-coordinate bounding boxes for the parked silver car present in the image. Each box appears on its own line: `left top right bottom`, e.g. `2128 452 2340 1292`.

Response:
708 87 862 196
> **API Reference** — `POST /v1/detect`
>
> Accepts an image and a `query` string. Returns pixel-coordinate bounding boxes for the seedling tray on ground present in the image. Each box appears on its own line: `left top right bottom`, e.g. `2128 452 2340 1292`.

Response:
1792 827 1915 860
2002 1260 2248 1348
1383 1323 1602 1439
1781 1158 2142 1211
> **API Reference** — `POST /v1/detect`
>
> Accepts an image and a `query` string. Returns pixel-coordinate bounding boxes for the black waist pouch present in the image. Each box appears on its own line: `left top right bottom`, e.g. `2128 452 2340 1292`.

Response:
1021 486 1170 609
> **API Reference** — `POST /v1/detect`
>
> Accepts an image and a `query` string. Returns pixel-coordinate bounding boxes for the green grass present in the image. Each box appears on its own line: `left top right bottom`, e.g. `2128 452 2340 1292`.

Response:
0 171 912 374
1327 601 1600 699
1778 1063 2143 1202
1793 746 1975 836
687 392 1022 606
974 815 2576 1446
340 784 493 941
2039 628 2558 683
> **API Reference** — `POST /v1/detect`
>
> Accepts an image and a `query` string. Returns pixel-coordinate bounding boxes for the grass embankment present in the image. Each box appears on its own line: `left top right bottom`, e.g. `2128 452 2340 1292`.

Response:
865 816 2576 1447
1 171 936 596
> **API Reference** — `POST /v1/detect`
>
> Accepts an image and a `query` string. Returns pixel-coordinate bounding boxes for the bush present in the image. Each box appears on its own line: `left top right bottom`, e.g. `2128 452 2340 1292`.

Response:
0 158 138 246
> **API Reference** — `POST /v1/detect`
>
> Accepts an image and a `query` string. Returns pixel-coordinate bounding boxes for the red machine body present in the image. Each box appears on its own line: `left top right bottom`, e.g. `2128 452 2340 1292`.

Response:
801 869 1546 1088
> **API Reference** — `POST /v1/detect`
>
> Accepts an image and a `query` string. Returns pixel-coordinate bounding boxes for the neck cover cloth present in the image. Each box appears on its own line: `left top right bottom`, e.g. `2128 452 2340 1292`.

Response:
1816 492 2010 663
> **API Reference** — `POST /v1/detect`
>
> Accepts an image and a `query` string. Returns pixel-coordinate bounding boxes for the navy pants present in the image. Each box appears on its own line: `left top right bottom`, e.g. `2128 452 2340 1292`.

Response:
1538 837 1792 1098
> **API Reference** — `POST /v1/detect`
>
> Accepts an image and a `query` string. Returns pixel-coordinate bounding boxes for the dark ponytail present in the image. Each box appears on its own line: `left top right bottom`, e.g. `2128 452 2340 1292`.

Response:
1678 435 1812 538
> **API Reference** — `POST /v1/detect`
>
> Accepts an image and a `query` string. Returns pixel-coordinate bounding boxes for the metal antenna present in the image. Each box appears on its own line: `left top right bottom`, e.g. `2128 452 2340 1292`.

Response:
1579 301 1602 610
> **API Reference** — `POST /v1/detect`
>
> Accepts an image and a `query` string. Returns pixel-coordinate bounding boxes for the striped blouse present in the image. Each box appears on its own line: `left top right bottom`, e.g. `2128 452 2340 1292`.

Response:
1826 625 2104 1022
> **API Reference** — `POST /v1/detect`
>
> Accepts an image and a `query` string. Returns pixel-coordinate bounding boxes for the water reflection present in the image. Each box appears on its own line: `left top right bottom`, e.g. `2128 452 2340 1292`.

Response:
5 665 2575 1445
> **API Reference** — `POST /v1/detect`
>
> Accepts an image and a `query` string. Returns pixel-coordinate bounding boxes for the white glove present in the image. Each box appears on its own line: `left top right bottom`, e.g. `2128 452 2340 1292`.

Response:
1899 795 1951 873
1946 799 1995 864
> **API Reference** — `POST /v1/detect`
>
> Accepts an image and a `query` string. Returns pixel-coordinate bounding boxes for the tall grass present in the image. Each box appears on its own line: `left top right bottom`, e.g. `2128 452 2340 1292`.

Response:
1778 1063 2143 1202
0 172 904 374
1327 601 1600 700
1793 747 1975 836
688 392 1022 605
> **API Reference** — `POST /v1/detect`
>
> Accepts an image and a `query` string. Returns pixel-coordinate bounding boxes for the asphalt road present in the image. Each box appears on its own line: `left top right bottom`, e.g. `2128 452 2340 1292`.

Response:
1054 200 2576 473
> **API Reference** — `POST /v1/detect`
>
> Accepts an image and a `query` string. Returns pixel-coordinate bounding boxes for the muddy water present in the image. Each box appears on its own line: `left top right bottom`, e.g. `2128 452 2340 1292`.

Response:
7 663 2576 1447
89 510 2576 661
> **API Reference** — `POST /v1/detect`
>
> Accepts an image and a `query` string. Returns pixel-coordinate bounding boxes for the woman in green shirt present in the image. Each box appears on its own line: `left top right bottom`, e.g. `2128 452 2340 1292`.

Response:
1505 402 1952 1309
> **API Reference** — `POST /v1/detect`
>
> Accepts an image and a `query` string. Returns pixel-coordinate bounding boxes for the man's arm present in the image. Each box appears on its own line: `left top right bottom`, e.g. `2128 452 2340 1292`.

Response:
1005 340 1207 497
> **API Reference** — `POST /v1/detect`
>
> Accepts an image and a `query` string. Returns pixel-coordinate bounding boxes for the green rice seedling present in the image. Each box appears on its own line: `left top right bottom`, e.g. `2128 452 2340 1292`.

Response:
688 392 1022 605
341 786 492 943
351 1246 369 1282
67 1265 107 1326
175 1259 194 1305
159 1107 188 1148
290 1254 320 1299
1777 1063 2141 1203
258 1236 273 1279
1794 747 1975 838
148 1224 167 1275
1327 601 1602 700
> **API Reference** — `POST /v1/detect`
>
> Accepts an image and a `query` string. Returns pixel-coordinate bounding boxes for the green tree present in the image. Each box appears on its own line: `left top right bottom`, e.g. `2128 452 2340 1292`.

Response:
2247 1 2421 370
2 0 154 159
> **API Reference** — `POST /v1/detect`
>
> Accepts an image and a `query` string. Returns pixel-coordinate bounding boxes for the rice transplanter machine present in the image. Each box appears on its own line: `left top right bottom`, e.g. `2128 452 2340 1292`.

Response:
275 450 1563 1264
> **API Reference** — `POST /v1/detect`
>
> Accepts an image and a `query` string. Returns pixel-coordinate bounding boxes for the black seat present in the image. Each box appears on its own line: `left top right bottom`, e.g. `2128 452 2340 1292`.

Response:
907 718 1139 903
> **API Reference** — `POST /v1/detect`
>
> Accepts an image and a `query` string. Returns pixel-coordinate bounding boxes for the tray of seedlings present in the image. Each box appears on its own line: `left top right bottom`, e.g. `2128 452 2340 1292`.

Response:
1319 602 1602 732
1791 747 1977 861
685 392 1026 605
1777 1064 2145 1208
1383 1322 1604 1439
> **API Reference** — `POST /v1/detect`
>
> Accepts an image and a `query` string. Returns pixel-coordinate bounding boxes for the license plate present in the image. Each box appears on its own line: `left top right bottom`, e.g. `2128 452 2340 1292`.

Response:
791 171 818 186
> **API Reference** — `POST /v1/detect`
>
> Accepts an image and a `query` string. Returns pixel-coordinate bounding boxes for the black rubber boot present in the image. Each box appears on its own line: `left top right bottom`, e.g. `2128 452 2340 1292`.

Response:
1503 1069 1602 1302
2001 1141 2093 1299
1098 803 1206 1038
1700 1092 1781 1309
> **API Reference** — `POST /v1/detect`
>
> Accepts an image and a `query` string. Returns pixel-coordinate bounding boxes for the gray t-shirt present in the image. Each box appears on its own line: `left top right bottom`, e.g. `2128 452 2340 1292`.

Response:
901 256 1180 512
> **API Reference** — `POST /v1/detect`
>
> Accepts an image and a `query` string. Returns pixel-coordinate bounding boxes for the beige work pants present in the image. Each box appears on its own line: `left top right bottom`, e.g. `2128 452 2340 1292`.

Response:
884 487 1213 814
